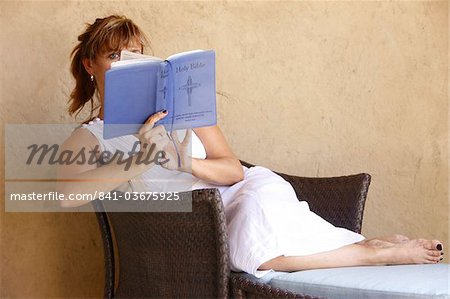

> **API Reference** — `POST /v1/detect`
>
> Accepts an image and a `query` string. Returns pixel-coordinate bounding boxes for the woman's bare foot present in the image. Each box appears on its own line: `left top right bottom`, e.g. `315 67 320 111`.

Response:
379 234 410 244
358 238 395 248
357 234 409 248
359 234 409 246
375 239 443 265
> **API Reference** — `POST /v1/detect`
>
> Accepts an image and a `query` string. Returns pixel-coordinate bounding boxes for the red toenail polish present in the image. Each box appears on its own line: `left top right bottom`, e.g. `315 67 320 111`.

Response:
437 244 443 251
441 252 444 256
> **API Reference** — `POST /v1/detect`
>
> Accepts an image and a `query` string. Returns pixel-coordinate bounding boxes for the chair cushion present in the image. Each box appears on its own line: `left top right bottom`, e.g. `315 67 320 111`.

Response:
267 264 449 299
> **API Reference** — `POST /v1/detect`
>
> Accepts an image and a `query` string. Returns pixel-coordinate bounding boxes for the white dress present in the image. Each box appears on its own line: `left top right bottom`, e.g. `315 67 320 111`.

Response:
82 119 365 278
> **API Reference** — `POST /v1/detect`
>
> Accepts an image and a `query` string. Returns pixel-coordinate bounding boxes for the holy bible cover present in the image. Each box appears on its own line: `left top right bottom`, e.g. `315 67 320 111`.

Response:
104 49 217 139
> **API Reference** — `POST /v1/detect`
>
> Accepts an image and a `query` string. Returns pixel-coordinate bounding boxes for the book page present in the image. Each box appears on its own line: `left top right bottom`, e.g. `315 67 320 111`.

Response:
111 50 163 68
120 50 163 61
166 49 205 61
111 59 161 68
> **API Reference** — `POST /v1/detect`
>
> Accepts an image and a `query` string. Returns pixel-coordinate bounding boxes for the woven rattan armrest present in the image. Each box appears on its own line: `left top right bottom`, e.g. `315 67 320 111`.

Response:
93 188 230 298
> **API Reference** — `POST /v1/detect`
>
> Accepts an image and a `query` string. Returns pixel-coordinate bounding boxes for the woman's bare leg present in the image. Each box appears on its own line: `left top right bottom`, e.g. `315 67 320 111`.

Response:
259 238 443 272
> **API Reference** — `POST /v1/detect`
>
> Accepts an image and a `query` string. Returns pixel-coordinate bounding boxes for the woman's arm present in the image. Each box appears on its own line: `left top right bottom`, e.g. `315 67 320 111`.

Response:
192 125 244 185
56 128 154 207
57 111 168 208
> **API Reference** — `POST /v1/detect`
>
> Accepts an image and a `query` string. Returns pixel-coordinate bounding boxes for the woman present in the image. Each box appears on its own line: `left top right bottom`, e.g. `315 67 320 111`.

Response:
58 15 444 278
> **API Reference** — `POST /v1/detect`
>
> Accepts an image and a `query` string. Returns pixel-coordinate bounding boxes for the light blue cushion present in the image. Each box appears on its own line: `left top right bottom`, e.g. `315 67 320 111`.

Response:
268 264 449 299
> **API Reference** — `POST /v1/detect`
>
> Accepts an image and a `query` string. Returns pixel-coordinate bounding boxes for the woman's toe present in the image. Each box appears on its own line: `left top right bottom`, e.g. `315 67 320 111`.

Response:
427 249 441 257
422 240 442 251
427 258 440 264
432 240 443 251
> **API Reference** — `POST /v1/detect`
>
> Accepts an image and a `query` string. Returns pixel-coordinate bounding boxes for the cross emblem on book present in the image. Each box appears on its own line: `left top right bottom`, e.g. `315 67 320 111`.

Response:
179 76 201 106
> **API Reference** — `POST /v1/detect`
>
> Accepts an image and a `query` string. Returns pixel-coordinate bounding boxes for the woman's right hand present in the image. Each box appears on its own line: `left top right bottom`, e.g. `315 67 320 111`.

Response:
136 110 170 165
137 110 193 172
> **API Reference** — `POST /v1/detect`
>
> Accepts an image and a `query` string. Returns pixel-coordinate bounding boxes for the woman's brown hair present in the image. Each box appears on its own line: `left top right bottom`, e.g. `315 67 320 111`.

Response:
69 15 149 120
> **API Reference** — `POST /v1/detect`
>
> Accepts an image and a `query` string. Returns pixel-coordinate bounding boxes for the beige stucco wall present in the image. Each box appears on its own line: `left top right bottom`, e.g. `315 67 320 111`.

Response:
1 1 448 297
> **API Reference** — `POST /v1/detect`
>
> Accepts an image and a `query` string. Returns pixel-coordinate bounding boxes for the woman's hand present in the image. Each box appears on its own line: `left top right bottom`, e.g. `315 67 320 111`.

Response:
160 129 192 172
137 110 192 172
137 110 170 165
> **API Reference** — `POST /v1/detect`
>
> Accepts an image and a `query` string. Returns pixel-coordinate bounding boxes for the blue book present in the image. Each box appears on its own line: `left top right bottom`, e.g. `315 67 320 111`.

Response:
103 49 216 139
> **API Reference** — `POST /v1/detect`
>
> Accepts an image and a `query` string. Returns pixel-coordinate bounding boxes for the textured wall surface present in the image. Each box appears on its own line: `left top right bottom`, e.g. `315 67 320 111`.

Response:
1 1 448 298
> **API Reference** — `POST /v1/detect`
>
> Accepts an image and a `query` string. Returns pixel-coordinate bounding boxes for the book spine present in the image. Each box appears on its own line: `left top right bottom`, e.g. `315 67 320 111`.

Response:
166 60 175 131
155 62 170 119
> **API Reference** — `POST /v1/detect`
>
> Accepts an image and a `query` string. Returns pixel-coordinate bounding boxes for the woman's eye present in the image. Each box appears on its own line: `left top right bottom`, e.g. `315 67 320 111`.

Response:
108 53 120 60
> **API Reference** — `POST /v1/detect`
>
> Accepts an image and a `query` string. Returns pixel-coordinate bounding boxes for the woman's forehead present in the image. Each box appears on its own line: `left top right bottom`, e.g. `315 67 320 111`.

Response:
125 39 143 49
100 38 143 53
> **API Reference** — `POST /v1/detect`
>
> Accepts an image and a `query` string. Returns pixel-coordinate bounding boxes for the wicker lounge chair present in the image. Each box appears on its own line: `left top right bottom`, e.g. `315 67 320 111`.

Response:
92 160 371 298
